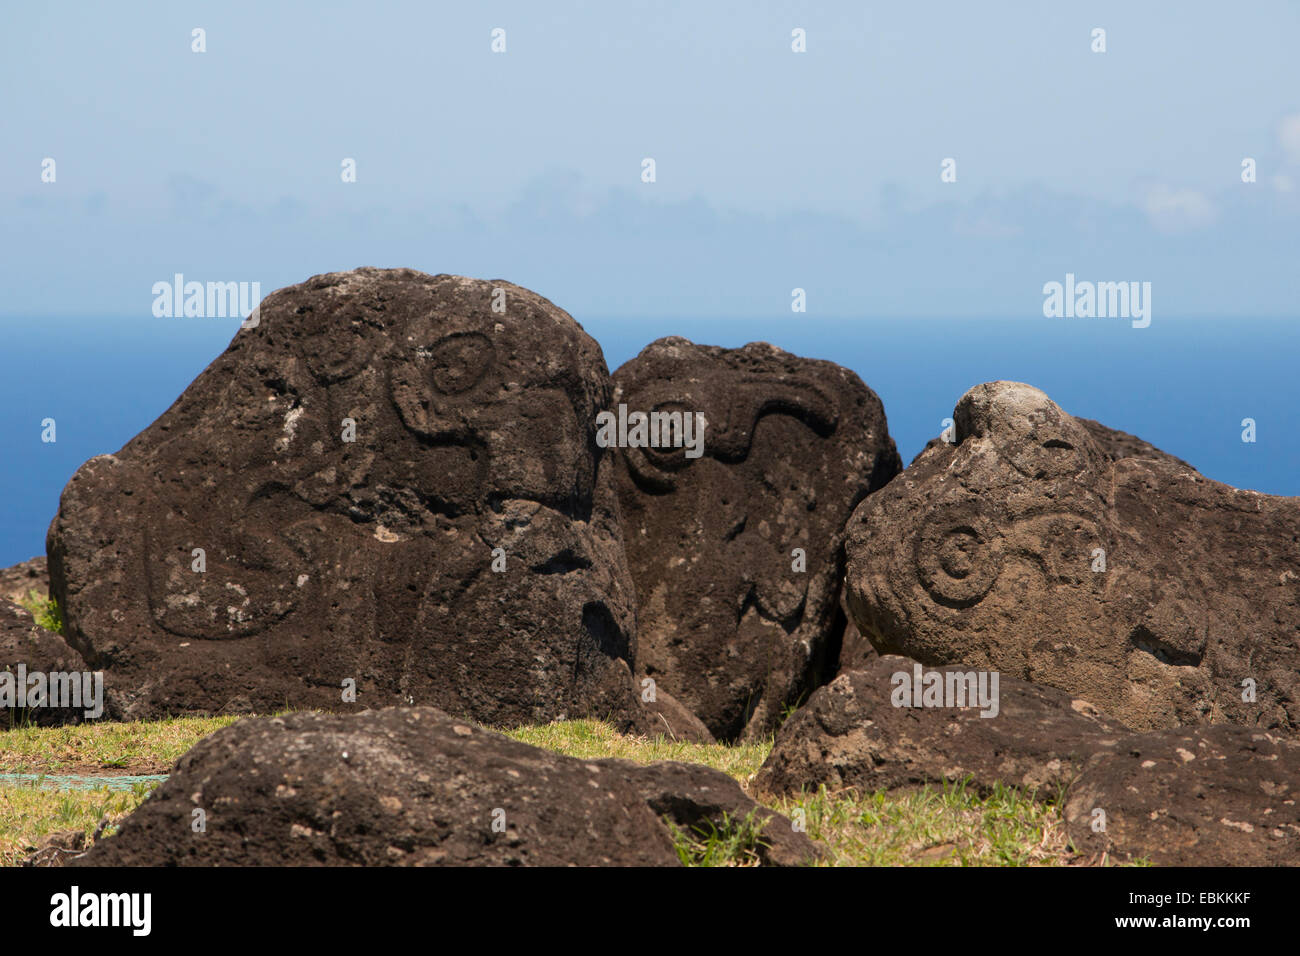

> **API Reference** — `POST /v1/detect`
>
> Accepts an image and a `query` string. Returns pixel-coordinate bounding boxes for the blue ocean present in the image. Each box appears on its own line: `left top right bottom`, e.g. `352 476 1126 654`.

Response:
2 313 1296 567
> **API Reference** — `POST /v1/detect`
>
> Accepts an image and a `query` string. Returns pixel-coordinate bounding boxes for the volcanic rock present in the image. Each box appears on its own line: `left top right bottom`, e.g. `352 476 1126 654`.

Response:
909 415 1193 472
0 556 47 606
612 337 901 740
47 269 647 728
833 588 877 676
76 707 819 866
639 685 716 743
1064 724 1300 866
754 656 1300 865
754 656 1128 799
845 381 1300 731
613 758 822 865
1076 417 1195 471
1 599 95 727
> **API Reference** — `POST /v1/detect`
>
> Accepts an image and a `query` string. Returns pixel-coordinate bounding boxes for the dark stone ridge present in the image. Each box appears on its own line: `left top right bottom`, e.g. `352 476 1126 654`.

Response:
48 269 649 730
754 656 1128 799
0 599 94 727
846 381 1300 731
76 707 819 867
1064 725 1300 866
612 337 901 740
0 556 47 606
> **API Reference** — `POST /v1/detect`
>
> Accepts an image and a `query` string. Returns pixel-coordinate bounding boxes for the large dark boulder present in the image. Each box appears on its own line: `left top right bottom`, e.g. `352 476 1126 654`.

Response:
846 381 1300 731
76 707 819 866
1064 725 1300 866
612 338 900 740
754 656 1128 799
48 269 647 729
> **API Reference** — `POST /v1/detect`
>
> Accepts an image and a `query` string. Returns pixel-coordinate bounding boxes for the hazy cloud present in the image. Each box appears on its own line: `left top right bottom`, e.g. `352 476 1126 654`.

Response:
1278 112 1300 164
1140 185 1216 234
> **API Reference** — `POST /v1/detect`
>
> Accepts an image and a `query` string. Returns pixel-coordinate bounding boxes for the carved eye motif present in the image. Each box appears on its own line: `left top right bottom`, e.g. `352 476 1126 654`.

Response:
305 315 373 384
427 332 493 395
1002 425 1089 480
914 508 1003 608
640 401 702 472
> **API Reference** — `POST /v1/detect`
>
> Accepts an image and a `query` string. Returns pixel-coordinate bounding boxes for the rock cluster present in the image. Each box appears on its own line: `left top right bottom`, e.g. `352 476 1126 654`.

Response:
8 272 1296 867
33 270 900 742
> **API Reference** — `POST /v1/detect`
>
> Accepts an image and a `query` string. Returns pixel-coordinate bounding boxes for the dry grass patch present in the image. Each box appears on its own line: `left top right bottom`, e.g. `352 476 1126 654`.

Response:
502 718 771 780
0 715 239 775
0 781 155 867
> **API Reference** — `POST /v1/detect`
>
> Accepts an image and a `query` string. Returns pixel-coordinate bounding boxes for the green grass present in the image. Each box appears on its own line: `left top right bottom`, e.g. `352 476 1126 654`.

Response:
503 718 770 779
770 780 1090 867
667 809 770 867
18 589 63 635
0 715 239 775
502 720 1118 867
1 714 1133 867
0 780 157 867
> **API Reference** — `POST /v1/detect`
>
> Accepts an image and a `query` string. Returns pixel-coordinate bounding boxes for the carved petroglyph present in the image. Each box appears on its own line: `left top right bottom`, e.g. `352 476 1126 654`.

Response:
613 337 901 740
847 381 1300 732
49 270 647 728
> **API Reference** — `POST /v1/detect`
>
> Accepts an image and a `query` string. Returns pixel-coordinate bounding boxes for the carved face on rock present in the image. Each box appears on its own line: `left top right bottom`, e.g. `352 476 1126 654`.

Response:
846 381 1300 732
48 270 643 727
612 337 901 740
896 382 1115 631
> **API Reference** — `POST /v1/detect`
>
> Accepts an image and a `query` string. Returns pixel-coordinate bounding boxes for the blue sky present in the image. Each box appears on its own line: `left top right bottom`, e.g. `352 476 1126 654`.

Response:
1 2 1298 563
2 1 1298 317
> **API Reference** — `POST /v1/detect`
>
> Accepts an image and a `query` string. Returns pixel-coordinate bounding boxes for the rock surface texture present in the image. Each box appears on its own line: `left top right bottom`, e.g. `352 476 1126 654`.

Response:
757 658 1300 864
845 381 1300 732
1 599 96 727
77 707 820 866
0 556 47 606
47 269 648 728
613 337 900 740
1064 724 1300 866
754 656 1129 799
